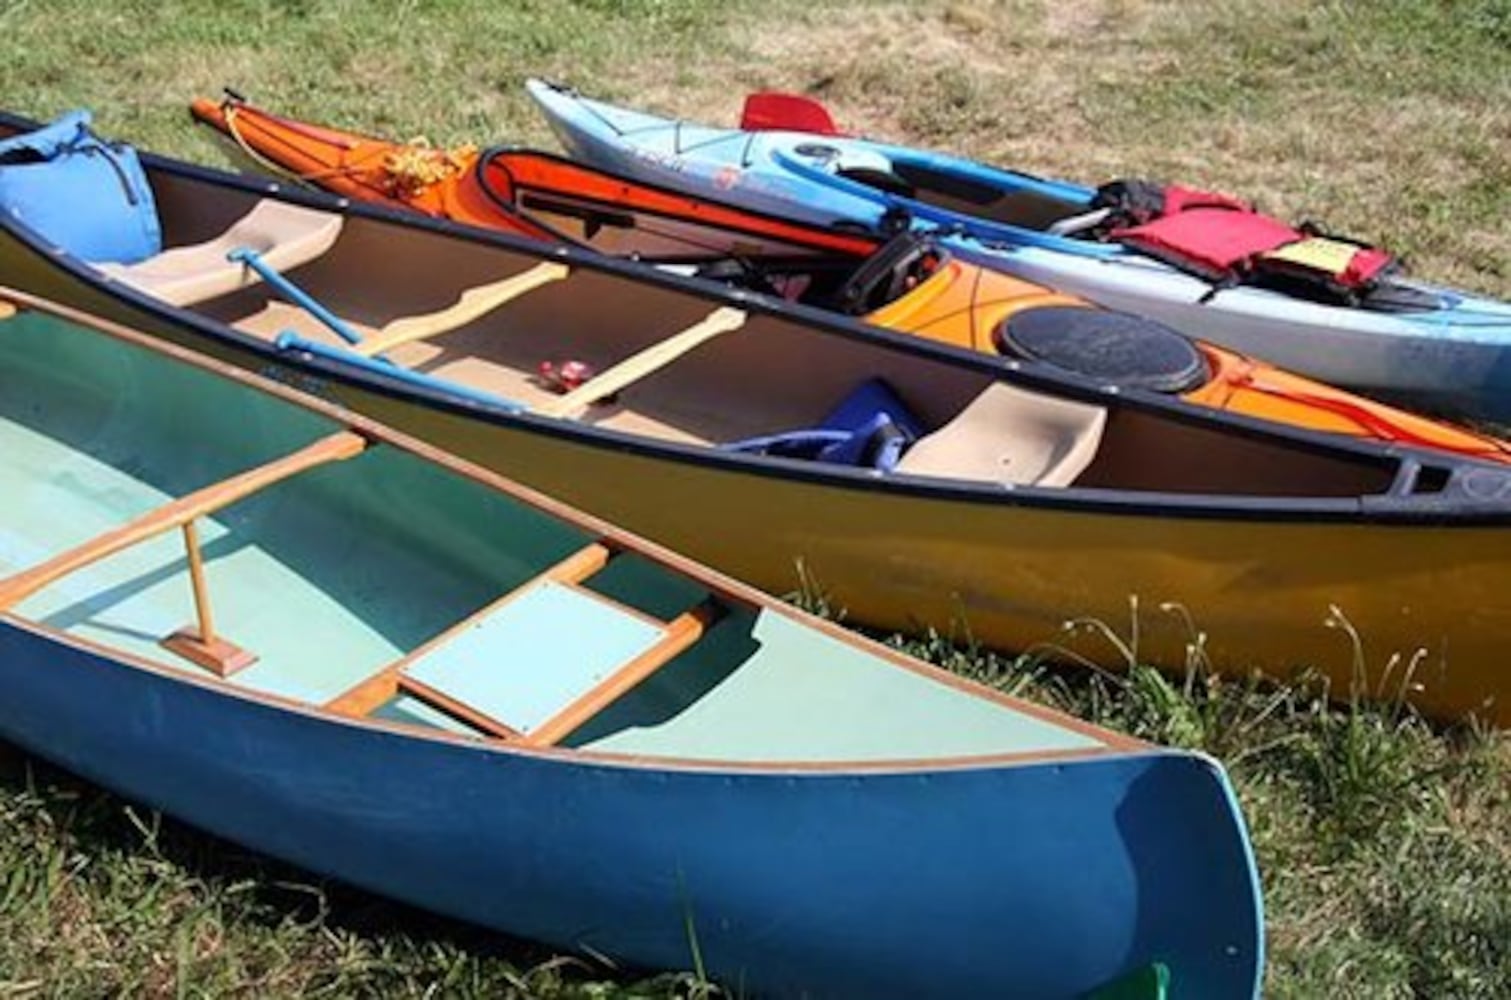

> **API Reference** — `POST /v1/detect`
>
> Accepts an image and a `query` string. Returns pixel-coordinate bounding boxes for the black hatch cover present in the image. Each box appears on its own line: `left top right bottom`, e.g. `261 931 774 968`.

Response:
996 306 1210 394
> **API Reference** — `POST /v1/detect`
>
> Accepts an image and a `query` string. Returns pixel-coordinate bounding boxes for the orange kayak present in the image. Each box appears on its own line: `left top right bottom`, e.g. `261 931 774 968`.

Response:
190 95 1511 465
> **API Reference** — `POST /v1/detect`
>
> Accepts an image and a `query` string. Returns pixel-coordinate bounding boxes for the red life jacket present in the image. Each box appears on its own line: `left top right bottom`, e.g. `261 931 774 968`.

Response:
1098 180 1397 302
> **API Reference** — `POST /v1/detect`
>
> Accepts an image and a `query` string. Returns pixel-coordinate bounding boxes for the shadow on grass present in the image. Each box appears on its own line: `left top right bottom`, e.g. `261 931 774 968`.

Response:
0 739 705 996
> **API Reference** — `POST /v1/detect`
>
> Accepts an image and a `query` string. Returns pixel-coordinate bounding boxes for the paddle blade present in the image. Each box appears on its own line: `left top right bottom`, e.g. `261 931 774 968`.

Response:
740 92 842 135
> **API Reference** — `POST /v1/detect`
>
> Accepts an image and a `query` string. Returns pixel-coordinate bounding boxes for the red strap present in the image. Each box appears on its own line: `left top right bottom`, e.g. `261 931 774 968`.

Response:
1161 185 1251 215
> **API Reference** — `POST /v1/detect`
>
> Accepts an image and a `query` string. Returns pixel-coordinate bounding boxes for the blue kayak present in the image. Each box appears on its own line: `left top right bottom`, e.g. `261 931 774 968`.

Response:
528 79 1511 421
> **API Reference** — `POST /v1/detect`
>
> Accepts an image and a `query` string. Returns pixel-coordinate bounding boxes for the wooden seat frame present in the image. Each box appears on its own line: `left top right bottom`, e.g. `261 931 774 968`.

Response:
326 539 723 746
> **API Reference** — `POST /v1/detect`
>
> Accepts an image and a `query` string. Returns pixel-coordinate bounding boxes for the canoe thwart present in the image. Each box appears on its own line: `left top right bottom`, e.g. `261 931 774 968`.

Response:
0 301 15 320
536 306 747 418
355 261 571 357
0 430 369 612
522 597 722 746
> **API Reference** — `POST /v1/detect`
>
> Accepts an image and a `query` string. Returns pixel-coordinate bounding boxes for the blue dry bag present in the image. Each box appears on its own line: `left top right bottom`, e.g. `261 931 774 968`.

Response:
0 109 161 264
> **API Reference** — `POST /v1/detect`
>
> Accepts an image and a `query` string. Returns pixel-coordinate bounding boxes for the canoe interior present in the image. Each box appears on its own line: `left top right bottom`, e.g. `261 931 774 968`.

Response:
0 307 1108 762
129 167 1405 499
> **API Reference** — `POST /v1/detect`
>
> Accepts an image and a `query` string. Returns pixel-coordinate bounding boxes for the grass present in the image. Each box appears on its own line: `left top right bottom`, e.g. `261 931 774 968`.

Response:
0 0 1508 995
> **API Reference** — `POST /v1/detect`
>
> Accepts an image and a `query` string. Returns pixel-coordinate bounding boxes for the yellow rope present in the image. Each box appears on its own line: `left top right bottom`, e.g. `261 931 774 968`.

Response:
382 138 477 199
219 102 475 200
221 104 360 184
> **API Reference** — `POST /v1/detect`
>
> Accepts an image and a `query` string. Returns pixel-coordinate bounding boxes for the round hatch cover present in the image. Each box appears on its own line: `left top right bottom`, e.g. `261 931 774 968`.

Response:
996 306 1210 394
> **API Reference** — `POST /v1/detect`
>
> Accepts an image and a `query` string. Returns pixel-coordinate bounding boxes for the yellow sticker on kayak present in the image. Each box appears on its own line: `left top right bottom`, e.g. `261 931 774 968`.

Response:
1261 237 1358 275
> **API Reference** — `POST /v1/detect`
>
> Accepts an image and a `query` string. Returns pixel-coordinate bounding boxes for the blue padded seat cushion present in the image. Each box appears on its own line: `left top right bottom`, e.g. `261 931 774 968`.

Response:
0 109 161 264
720 377 922 471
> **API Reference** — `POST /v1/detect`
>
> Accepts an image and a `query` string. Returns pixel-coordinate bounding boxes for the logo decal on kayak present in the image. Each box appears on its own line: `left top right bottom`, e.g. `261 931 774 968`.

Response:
714 165 741 191
632 147 686 173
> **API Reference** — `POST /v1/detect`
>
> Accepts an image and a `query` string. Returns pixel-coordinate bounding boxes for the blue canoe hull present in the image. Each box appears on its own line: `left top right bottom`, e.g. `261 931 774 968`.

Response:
529 80 1511 420
0 618 1263 997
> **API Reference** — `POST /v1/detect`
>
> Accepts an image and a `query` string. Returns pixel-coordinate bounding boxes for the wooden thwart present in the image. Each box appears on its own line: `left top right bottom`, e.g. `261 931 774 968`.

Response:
536 306 747 418
0 301 16 320
324 540 616 720
355 262 570 357
0 431 368 612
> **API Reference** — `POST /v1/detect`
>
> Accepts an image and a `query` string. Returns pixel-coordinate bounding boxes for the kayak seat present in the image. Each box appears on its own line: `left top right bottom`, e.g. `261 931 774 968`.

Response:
95 199 343 306
721 377 922 471
895 382 1106 487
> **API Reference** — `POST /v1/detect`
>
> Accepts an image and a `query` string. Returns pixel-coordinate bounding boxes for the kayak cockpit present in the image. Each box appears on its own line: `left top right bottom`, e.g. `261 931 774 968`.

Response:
848 156 1086 234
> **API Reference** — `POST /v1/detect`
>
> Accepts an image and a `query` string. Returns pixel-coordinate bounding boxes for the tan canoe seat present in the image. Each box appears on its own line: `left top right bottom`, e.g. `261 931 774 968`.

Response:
95 200 343 306
895 382 1106 487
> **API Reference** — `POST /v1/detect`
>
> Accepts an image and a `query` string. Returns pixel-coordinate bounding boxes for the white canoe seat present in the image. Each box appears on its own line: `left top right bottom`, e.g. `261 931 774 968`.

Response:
95 200 343 306
895 382 1107 487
